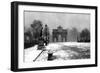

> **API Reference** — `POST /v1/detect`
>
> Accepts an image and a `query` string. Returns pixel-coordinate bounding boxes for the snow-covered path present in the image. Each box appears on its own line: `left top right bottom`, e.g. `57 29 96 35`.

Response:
24 42 90 62
24 45 42 62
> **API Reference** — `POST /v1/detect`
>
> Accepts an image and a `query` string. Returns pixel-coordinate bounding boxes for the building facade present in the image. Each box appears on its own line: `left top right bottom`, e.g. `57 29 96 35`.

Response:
52 26 67 42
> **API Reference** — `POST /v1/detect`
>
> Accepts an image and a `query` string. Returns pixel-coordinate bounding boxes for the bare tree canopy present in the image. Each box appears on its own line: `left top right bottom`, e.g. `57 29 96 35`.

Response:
79 28 90 42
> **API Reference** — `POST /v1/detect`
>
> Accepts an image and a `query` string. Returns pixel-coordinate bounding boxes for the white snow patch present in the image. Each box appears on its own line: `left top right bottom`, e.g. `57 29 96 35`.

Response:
24 45 42 62
24 42 90 62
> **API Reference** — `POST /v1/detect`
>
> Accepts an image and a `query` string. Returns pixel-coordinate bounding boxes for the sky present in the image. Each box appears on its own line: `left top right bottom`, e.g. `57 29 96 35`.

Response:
24 11 90 33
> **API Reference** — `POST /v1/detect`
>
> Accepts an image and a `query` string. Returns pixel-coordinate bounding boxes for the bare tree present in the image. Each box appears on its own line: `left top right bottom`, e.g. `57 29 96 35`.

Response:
24 20 43 49
79 28 90 42
31 20 43 40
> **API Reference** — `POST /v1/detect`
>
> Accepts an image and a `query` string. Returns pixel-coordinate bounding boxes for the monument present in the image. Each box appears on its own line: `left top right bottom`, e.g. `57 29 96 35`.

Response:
52 26 67 42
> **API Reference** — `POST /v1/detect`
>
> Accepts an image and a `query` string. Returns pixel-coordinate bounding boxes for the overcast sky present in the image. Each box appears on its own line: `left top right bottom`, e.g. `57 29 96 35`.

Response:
24 11 90 33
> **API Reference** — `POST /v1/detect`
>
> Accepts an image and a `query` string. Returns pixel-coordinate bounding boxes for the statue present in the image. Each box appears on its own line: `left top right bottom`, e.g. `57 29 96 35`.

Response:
43 24 50 46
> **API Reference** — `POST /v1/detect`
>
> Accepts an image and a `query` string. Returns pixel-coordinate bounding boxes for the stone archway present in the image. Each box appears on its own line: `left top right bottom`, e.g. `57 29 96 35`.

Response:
52 26 67 42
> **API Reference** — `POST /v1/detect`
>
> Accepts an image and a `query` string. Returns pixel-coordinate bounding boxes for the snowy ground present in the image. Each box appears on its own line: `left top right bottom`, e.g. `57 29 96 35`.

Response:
24 45 42 62
24 42 90 62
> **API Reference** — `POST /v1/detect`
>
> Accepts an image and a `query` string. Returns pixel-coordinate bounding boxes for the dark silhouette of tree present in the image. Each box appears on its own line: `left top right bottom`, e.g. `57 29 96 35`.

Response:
31 20 43 45
79 28 90 42
31 20 43 38
24 30 33 49
24 20 43 49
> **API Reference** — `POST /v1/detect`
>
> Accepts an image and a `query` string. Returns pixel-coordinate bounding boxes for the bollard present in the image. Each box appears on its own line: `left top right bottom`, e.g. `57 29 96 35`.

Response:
48 53 53 61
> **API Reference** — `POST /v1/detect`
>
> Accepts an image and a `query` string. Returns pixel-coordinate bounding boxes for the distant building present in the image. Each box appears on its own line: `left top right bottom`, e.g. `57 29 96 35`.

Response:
52 26 67 42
